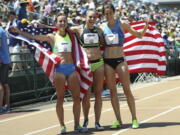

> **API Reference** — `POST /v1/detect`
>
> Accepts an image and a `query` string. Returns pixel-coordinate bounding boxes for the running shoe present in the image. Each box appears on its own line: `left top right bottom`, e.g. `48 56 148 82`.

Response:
74 125 88 133
0 107 4 114
132 120 139 129
83 119 88 128
60 126 66 134
110 121 121 129
95 122 104 130
2 107 10 113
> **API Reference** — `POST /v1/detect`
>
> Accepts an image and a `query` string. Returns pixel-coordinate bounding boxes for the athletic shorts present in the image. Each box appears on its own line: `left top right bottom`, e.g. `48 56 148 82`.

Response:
55 64 76 76
104 57 124 69
89 58 104 72
0 64 9 84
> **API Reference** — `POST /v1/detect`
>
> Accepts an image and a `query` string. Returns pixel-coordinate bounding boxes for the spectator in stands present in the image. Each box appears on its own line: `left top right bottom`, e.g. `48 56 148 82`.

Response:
162 33 170 49
0 2 9 22
17 0 29 20
6 11 23 76
0 24 11 114
100 3 149 129
27 0 35 13
9 14 88 134
81 3 89 17
43 1 52 16
175 37 180 47
74 16 82 25
7 0 15 9
32 1 41 20
14 0 20 15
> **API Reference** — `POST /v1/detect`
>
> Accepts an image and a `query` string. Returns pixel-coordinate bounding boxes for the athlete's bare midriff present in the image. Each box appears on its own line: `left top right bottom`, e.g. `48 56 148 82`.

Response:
104 46 124 58
84 47 102 60
55 52 74 64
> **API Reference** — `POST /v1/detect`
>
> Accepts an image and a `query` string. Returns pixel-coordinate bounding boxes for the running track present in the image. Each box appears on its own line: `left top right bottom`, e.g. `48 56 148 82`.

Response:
0 76 180 135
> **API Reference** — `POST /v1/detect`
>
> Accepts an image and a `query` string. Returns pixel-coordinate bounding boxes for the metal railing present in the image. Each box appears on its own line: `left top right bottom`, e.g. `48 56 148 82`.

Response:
9 51 55 107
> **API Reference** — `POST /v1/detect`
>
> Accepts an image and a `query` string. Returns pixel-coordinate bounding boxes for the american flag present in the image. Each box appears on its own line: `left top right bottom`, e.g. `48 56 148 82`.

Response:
19 26 53 53
9 26 93 98
124 21 166 75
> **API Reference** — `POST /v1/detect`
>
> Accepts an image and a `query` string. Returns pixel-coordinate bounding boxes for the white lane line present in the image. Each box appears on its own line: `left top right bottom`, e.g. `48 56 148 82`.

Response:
0 103 72 124
23 108 113 135
120 107 174 110
112 105 180 135
133 86 180 104
23 86 180 135
0 81 160 123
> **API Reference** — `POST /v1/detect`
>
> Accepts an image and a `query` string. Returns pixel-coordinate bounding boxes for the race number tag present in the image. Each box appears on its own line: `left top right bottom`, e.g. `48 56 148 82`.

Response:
57 42 71 52
83 33 99 44
105 34 119 45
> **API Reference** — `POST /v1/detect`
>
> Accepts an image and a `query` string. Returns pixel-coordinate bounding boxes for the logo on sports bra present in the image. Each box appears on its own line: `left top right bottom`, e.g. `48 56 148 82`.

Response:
87 34 96 37
61 43 69 45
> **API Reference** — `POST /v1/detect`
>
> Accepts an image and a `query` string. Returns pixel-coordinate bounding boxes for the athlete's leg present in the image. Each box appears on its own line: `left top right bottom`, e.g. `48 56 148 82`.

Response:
105 64 122 123
93 65 104 123
67 71 81 128
116 62 137 121
54 73 66 127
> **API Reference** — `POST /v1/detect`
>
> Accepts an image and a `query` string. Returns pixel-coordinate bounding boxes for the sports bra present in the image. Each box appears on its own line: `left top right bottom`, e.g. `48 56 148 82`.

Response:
103 19 124 47
53 33 72 53
80 27 100 48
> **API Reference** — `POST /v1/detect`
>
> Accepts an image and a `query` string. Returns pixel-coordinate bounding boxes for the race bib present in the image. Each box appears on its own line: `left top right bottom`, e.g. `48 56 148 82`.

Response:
105 34 119 45
83 33 99 44
57 42 72 52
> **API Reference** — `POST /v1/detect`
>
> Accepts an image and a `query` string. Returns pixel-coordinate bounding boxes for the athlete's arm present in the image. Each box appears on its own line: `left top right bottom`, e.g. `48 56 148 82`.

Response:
121 19 149 38
70 25 83 37
8 26 53 44
97 27 106 47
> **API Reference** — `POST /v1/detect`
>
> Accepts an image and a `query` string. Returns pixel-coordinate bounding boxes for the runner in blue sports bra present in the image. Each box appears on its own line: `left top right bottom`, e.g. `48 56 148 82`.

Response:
101 3 149 129
103 18 125 69
71 9 106 131
9 14 88 134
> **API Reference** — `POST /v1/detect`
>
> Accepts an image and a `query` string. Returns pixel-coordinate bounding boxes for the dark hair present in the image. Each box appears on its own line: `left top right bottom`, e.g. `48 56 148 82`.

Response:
8 11 16 16
103 3 115 14
55 14 67 23
86 9 97 16
20 3 28 7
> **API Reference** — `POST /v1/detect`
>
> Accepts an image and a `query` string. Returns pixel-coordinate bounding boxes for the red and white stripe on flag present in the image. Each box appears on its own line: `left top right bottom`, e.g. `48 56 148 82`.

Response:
34 43 61 83
69 31 93 98
123 21 166 75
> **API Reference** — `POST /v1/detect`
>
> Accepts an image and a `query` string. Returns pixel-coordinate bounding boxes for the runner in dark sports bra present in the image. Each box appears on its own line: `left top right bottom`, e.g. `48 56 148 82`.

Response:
71 9 106 131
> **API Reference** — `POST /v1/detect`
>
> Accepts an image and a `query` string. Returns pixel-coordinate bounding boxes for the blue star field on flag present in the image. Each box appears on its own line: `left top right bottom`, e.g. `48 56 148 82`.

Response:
19 25 53 53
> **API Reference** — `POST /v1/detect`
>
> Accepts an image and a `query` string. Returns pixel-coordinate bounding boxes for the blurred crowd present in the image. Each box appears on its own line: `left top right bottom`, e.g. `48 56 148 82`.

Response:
118 0 180 49
0 0 180 64
0 0 180 47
